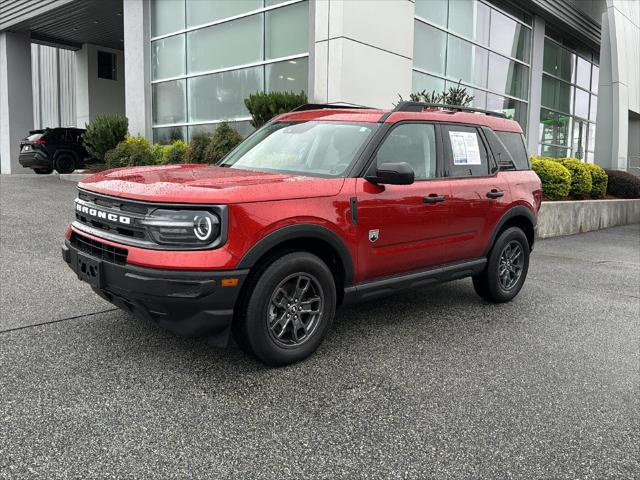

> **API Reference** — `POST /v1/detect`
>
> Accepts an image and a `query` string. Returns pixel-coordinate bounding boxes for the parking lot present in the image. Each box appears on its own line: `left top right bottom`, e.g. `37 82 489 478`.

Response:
1 175 638 479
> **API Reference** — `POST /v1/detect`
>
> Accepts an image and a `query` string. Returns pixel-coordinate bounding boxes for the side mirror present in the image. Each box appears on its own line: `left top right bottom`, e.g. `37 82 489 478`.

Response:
366 162 415 185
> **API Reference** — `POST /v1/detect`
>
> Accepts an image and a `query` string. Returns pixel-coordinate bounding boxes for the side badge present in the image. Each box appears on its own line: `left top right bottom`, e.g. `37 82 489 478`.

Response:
369 229 379 243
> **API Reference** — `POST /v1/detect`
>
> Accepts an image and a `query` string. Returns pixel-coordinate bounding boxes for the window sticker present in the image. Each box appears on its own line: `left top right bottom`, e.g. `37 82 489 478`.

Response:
449 131 482 165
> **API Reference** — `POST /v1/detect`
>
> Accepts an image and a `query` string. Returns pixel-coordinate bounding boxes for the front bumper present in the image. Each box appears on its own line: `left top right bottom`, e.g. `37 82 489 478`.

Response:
62 240 248 343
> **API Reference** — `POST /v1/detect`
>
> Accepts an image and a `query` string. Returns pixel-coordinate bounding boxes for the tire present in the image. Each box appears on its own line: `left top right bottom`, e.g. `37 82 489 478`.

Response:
472 227 530 303
54 153 76 174
33 168 53 175
233 252 336 366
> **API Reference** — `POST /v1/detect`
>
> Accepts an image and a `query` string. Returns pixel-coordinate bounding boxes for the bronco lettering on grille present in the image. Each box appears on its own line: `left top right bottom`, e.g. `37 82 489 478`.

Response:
75 202 131 225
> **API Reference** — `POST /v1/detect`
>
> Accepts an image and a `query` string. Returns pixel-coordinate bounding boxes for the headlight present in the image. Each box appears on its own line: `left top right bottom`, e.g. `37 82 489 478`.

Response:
140 209 221 246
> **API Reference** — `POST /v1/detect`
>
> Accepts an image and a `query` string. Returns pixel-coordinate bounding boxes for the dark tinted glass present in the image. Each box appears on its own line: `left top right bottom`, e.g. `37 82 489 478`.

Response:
97 51 117 80
496 131 529 169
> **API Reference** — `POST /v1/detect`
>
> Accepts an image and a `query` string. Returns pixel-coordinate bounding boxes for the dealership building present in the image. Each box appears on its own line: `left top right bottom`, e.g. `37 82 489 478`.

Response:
1 0 638 175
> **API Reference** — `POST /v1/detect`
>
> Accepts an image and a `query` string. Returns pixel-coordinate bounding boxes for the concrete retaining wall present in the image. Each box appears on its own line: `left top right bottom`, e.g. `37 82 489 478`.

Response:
537 199 640 238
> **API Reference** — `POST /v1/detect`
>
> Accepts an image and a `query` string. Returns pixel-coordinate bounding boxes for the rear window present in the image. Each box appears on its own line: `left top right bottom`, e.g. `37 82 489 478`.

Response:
27 133 44 142
496 131 530 170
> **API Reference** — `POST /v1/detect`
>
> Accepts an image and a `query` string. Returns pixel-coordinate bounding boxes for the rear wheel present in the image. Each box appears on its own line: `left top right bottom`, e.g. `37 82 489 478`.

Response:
473 227 530 303
54 154 76 174
33 168 53 174
233 252 336 366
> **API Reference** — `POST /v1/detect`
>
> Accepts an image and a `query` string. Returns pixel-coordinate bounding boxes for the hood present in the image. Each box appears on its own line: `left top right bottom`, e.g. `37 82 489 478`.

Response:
79 164 346 204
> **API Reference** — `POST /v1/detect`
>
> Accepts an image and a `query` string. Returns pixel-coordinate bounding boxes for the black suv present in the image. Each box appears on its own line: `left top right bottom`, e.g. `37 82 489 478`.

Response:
19 127 91 174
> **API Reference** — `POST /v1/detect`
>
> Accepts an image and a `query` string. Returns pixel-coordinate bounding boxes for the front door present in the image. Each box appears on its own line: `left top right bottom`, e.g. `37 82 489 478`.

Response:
356 122 450 282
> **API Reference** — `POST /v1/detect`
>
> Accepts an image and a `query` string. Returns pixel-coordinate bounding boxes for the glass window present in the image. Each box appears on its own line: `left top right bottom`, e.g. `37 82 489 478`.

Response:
188 66 262 123
539 109 571 147
414 0 448 27
496 131 530 169
152 80 186 125
152 0 185 37
588 123 596 153
539 144 568 158
444 125 489 177
186 0 262 28
448 0 490 45
154 126 187 145
220 121 378 177
589 94 597 123
489 9 530 62
575 56 591 90
188 121 253 141
574 88 589 119
266 2 309 60
572 119 588 159
412 71 445 94
97 51 117 80
187 14 262 74
487 93 527 130
446 35 488 88
487 53 529 100
152 35 185 80
376 123 438 180
591 65 599 94
543 38 574 82
414 21 446 74
541 75 572 113
266 58 308 93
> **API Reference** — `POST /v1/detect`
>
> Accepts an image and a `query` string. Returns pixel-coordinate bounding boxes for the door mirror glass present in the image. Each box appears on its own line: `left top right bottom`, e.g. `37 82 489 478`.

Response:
366 162 415 185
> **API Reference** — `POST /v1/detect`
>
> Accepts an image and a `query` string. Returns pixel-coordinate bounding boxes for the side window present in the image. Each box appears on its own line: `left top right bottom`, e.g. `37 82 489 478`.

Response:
496 131 530 170
375 123 438 180
444 126 490 177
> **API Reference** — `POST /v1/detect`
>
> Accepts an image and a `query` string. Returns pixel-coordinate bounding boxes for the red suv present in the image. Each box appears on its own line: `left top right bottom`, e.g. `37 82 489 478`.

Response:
63 103 541 365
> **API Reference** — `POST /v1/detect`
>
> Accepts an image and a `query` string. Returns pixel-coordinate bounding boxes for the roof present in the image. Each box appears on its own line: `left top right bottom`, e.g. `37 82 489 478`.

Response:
275 108 523 134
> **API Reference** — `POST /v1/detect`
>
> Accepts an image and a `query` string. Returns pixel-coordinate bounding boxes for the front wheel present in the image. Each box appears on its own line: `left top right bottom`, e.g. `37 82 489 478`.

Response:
233 252 336 366
473 227 530 303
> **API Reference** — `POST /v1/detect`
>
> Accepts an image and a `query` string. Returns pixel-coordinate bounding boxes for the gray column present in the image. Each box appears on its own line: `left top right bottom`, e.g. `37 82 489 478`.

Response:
0 31 34 174
123 0 152 139
526 15 545 155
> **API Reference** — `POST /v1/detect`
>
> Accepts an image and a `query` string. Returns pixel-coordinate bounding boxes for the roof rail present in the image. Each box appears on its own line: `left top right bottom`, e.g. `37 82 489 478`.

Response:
290 103 374 112
393 101 507 119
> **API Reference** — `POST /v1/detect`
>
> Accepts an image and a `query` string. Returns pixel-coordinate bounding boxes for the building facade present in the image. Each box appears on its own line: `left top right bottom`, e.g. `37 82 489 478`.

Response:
1 0 638 175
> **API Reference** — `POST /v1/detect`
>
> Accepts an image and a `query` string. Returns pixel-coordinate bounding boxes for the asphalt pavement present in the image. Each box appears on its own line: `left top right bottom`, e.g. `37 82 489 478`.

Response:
1 175 638 479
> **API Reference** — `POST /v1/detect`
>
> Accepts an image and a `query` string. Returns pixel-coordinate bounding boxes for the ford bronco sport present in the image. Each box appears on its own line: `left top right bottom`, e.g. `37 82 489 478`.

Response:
63 103 542 366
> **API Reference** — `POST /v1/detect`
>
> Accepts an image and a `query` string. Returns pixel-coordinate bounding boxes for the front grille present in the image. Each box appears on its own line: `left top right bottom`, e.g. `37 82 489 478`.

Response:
71 232 128 265
75 191 149 241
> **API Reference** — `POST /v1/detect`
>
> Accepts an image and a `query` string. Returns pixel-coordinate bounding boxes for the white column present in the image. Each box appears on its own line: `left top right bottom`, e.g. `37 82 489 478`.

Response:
526 16 546 155
0 31 34 174
311 0 414 108
123 0 152 139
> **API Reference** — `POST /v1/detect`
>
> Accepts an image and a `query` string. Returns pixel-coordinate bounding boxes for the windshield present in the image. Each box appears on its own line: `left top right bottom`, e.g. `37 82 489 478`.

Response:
218 121 378 177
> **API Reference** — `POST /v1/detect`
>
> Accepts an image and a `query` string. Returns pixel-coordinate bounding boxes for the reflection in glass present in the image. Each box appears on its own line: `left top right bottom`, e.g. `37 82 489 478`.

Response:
541 75 572 113
540 144 569 158
266 58 308 93
591 65 599 94
542 39 574 81
186 0 262 28
574 88 589 119
446 36 488 88
188 66 263 123
487 93 527 131
448 0 490 45
489 9 531 62
188 121 253 141
589 94 597 122
414 21 446 74
152 36 185 81
153 126 187 145
187 15 262 73
414 0 448 27
412 71 445 94
487 53 529 100
152 0 185 37
576 56 591 90
572 119 587 159
152 80 186 125
266 2 309 59
539 109 571 147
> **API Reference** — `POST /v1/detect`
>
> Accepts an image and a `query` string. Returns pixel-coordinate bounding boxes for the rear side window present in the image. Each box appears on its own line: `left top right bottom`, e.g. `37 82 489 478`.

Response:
496 131 530 170
443 125 490 177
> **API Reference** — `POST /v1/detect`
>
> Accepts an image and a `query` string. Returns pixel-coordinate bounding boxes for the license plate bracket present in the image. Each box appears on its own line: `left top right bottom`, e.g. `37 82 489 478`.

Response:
77 253 102 288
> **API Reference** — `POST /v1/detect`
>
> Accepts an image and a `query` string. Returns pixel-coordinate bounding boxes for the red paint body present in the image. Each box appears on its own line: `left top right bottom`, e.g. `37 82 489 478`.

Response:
73 108 541 283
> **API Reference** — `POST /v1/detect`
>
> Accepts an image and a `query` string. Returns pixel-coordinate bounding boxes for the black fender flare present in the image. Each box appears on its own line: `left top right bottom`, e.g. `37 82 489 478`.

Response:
237 223 355 285
53 148 80 163
483 206 537 256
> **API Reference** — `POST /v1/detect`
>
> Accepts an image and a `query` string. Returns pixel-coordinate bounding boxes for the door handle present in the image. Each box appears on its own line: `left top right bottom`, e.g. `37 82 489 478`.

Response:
424 194 446 204
486 190 505 199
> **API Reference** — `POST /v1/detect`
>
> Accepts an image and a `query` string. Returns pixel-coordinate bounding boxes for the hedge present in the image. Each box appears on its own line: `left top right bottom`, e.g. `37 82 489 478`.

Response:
531 157 571 200
553 158 592 197
584 163 608 199
605 169 640 198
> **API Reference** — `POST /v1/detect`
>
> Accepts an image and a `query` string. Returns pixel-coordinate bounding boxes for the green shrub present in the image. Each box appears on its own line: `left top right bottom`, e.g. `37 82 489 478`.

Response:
584 163 608 199
531 157 571 200
554 158 593 197
159 140 188 164
604 169 640 198
104 136 155 169
82 113 128 162
203 123 243 163
184 132 212 164
244 91 307 128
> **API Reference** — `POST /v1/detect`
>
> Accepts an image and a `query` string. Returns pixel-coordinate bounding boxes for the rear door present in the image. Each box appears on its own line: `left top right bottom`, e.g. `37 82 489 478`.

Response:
442 124 511 264
355 122 451 281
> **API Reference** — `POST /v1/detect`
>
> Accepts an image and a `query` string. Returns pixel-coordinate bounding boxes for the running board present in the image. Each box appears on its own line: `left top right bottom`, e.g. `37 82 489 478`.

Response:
342 258 486 304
